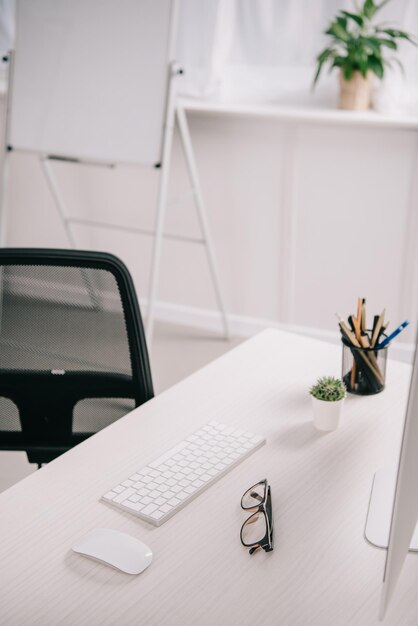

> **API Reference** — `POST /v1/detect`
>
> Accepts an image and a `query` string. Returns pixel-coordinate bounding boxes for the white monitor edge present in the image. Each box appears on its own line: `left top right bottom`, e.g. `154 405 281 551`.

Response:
379 328 418 620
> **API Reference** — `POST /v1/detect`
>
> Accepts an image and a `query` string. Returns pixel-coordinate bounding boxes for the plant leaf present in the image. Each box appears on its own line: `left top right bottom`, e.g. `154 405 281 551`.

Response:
313 48 335 87
341 10 364 27
359 58 369 77
377 28 417 45
368 55 384 78
363 0 377 19
343 64 355 80
360 36 382 56
325 21 350 43
336 16 348 31
331 55 347 69
378 38 398 50
386 56 405 75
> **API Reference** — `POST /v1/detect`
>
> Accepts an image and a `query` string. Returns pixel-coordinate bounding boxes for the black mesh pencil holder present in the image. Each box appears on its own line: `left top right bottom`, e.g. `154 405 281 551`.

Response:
342 336 388 395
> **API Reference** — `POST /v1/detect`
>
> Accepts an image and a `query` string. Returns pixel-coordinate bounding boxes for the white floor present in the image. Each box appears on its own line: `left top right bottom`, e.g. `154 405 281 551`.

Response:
0 322 244 493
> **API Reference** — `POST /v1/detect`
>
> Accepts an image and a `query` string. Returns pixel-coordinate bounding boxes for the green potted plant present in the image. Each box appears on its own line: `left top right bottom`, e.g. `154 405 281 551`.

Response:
310 376 346 431
313 0 416 110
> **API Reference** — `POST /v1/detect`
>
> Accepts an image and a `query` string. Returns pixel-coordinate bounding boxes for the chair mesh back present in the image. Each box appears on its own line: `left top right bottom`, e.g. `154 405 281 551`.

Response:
1 264 131 374
0 251 153 463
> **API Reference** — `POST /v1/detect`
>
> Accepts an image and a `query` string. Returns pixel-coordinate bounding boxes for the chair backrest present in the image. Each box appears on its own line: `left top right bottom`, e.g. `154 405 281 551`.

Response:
0 248 154 464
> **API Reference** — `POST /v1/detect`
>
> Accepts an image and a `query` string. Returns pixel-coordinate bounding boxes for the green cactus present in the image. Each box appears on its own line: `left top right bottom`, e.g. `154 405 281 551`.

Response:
310 376 346 402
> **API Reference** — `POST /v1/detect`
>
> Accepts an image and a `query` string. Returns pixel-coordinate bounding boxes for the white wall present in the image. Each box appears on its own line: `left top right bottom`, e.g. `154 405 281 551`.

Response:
1 94 417 358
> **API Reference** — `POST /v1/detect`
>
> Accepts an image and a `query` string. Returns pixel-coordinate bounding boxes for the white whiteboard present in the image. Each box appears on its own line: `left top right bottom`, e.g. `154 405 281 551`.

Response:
9 0 175 166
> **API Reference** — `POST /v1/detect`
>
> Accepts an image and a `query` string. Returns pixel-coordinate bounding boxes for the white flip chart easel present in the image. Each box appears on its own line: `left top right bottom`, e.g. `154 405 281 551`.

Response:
0 0 229 344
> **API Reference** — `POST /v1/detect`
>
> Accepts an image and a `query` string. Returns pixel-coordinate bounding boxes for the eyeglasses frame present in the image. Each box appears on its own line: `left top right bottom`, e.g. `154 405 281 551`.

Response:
240 478 273 555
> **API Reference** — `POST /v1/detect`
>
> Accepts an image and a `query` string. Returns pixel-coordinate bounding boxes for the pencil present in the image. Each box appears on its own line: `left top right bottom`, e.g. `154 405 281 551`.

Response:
371 309 385 348
361 298 366 334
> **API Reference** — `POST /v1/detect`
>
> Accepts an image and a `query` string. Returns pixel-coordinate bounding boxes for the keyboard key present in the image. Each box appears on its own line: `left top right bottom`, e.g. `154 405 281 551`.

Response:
124 501 145 512
156 490 170 500
102 491 117 501
150 510 165 520
142 503 158 516
138 468 152 476
113 488 135 503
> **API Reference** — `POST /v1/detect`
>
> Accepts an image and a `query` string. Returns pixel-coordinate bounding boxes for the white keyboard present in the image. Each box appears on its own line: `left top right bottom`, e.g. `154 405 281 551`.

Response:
102 421 265 526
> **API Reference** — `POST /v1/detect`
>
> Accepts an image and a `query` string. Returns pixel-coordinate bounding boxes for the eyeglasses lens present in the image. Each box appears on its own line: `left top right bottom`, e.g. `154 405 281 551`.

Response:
241 481 266 510
241 511 268 545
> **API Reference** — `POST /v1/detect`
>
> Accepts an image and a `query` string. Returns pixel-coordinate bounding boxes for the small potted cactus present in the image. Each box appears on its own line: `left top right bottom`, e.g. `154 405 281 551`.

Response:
310 376 346 431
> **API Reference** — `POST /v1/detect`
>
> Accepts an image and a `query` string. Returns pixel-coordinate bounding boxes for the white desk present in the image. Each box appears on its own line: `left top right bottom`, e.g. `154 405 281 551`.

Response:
1 329 417 625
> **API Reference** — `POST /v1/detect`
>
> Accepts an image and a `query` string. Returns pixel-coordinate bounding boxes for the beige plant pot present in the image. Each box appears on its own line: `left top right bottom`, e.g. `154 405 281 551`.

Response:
339 70 373 110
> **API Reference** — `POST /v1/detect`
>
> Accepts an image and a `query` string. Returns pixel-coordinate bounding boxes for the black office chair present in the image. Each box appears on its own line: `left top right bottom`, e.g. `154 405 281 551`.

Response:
0 248 154 466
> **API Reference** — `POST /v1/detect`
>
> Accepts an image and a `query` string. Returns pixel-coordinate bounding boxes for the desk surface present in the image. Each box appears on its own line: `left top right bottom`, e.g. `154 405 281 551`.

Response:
1 329 418 626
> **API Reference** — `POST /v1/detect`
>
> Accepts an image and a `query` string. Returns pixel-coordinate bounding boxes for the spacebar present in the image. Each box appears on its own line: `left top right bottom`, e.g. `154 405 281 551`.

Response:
148 440 189 468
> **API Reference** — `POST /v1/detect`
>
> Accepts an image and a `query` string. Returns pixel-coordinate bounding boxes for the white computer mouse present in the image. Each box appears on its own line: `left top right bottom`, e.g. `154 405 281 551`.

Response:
72 528 153 575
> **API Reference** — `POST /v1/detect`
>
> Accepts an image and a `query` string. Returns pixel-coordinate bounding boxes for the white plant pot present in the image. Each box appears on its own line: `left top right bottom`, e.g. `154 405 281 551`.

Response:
311 396 345 432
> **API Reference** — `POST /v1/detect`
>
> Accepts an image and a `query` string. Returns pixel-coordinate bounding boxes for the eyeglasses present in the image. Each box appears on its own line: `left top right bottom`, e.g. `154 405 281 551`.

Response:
240 479 273 555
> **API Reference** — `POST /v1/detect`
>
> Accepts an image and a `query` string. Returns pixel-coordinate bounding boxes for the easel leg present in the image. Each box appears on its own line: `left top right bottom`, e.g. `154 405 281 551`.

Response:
0 150 10 334
40 157 77 248
0 152 10 248
146 150 173 346
40 157 100 309
0 54 14 334
146 64 179 346
176 105 229 339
